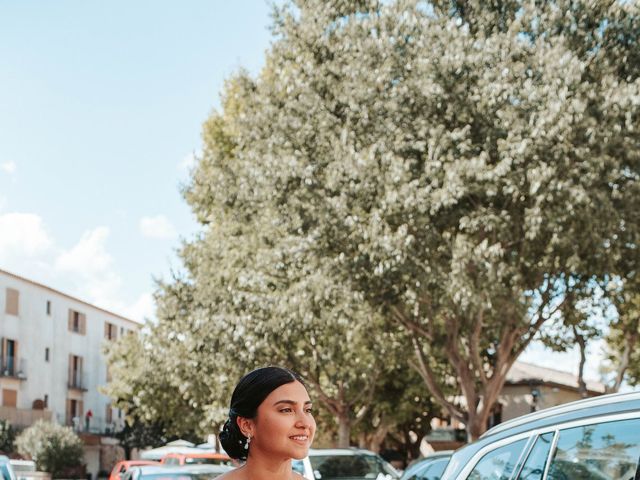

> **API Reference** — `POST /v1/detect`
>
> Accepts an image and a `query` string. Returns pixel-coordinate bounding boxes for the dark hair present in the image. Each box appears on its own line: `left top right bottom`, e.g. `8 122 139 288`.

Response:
219 366 304 460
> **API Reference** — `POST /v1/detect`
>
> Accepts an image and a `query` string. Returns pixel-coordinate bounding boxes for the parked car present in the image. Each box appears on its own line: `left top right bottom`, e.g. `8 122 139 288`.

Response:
123 464 232 480
0 457 16 480
400 451 452 480
441 391 640 480
8 460 36 480
161 453 234 467
109 460 158 480
293 448 401 480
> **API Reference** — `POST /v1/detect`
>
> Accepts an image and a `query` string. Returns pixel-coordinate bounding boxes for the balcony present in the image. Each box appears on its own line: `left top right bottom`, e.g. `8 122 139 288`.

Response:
0 357 27 380
68 371 88 391
0 405 52 427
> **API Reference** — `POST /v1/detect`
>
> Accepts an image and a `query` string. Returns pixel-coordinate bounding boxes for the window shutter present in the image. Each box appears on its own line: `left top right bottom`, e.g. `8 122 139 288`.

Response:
68 310 73 331
80 313 87 335
66 399 72 425
68 354 74 387
1 338 6 373
5 288 19 315
14 341 18 372
78 400 84 418
104 322 109 339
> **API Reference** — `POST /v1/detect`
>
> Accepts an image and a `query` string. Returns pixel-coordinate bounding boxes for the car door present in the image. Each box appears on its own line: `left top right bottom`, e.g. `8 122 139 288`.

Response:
545 417 640 480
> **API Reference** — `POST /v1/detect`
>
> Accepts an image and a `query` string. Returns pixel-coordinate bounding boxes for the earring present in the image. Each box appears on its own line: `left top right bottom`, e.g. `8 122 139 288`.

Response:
244 435 251 450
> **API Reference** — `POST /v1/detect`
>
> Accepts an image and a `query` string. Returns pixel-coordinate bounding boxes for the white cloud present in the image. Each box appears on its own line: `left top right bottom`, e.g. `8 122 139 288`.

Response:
1 161 16 175
0 213 146 323
125 292 156 323
139 215 177 239
0 213 54 263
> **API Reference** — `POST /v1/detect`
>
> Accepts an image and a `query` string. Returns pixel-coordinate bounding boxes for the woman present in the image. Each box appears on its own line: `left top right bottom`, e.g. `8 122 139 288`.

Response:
218 366 316 480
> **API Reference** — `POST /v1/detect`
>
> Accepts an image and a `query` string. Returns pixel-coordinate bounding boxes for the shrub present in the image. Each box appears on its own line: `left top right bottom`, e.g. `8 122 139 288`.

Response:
15 420 84 478
0 419 15 453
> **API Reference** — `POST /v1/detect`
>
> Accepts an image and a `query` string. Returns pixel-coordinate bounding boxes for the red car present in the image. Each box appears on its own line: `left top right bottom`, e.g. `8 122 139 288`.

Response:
109 460 158 480
160 453 236 467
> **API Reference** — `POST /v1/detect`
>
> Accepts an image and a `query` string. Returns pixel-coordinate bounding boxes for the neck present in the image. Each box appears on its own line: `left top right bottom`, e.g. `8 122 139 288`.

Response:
243 452 293 480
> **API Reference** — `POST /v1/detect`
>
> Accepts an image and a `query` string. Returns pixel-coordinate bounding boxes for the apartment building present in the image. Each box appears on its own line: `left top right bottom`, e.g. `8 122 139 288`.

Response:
0 268 141 435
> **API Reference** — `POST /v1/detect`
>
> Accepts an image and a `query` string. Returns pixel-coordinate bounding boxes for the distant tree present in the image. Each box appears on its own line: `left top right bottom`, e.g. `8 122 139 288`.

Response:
15 420 83 478
102 328 201 441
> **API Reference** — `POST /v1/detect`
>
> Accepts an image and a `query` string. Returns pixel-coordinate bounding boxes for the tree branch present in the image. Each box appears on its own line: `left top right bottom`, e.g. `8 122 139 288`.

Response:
409 337 465 424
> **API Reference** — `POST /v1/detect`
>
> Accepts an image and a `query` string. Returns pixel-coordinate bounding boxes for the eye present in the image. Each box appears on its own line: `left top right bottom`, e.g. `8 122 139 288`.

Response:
305 407 313 414
279 407 293 413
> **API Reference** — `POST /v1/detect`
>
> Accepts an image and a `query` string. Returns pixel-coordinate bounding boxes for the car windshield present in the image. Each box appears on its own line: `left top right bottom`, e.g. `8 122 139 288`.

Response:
310 455 388 479
184 459 231 466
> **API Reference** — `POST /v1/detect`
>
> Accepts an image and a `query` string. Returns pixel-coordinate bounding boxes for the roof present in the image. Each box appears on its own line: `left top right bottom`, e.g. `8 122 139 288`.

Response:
0 267 141 325
506 361 606 393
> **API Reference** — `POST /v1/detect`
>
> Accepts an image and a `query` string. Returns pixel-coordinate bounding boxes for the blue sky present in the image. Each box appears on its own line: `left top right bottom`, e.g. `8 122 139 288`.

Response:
0 1 273 321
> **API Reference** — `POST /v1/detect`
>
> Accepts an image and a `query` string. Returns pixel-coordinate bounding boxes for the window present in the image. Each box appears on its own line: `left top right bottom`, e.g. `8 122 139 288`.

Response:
66 398 84 426
106 404 113 424
105 322 118 341
45 347 50 362
547 418 640 480
1 338 17 376
516 432 554 480
68 354 83 389
68 309 86 334
467 439 527 480
5 288 19 316
46 300 51 315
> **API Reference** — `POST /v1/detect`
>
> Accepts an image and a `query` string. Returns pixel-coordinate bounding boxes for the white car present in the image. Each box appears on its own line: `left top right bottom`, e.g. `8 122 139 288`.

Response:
293 448 401 480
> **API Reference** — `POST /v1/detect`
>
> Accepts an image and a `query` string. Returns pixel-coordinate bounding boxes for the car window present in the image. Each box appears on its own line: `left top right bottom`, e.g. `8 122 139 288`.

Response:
309 454 383 479
163 458 180 466
292 459 305 476
516 432 554 480
546 418 640 480
466 439 527 480
418 458 449 480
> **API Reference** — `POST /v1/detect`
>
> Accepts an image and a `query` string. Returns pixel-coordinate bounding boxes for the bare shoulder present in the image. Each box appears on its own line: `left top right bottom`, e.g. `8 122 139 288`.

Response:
216 470 243 480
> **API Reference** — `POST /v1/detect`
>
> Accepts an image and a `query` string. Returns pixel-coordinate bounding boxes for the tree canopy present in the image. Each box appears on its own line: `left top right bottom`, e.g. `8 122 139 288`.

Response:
108 0 640 443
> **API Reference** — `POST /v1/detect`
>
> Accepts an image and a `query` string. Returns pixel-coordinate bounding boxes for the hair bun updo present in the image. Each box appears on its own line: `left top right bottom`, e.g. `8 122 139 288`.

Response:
219 413 249 460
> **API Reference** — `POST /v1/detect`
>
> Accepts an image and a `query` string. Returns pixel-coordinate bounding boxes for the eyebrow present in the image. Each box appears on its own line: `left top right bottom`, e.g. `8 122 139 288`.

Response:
273 399 313 406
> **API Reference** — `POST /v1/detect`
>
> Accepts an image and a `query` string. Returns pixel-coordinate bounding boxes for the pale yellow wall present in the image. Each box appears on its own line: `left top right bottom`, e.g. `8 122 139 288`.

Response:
501 385 589 422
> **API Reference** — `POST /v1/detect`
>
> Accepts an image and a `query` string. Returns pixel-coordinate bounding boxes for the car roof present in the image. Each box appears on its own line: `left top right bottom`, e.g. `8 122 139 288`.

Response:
308 448 378 456
445 391 640 478
132 465 231 474
164 453 228 458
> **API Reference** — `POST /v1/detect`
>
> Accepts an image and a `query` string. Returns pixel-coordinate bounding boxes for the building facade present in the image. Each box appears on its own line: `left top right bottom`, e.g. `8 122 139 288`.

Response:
0 268 140 436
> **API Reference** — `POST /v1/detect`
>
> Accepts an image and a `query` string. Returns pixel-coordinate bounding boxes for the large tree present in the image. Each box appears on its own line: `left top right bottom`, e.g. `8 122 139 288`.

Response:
190 0 639 439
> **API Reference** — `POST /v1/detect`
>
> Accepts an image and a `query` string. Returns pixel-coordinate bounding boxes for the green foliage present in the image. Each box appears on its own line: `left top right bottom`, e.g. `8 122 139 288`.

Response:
185 0 639 439
0 419 15 453
15 420 83 478
110 0 640 443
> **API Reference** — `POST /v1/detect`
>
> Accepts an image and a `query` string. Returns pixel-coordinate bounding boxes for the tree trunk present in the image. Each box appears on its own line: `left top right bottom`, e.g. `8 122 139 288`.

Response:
337 413 351 447
611 331 637 392
573 326 588 398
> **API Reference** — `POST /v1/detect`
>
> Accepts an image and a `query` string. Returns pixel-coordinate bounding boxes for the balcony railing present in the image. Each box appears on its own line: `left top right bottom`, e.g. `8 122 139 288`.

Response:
0 405 52 427
68 371 88 391
0 357 27 379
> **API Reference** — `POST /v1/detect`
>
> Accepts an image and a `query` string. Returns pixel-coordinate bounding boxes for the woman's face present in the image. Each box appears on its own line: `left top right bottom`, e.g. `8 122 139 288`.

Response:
248 380 316 460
